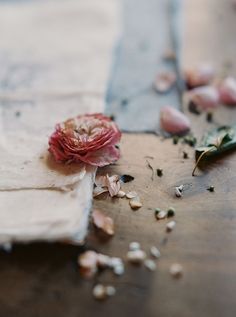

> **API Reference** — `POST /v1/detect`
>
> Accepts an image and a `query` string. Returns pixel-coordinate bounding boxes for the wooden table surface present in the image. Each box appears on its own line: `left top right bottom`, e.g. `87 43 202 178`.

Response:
0 1 236 317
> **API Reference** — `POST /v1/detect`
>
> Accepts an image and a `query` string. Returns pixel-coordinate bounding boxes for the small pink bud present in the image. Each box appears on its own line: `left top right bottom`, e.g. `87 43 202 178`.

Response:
184 64 214 89
160 106 190 135
189 86 219 110
219 77 236 106
154 72 177 93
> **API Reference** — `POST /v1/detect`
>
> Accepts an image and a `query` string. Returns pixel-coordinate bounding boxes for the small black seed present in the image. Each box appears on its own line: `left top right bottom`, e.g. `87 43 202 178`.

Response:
173 136 179 145
167 207 175 217
183 151 189 159
109 114 116 121
188 101 201 115
157 168 163 177
207 186 215 192
206 112 213 122
120 174 135 183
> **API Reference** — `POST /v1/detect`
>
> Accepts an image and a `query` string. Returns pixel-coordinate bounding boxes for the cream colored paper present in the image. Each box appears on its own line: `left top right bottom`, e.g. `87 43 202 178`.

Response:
0 0 119 245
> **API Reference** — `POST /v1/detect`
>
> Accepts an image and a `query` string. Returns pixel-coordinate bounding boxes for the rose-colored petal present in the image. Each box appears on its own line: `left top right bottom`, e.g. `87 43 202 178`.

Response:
92 209 115 236
160 106 190 135
189 86 220 110
48 113 121 166
218 77 236 105
184 64 214 88
154 72 177 93
78 250 98 278
104 174 121 197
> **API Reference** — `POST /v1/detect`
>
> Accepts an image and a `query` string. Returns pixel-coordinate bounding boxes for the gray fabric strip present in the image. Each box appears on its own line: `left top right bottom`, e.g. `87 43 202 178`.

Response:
106 0 183 133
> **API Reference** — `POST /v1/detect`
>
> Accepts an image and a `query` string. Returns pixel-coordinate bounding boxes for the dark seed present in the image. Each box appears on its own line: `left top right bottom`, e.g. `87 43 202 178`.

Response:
188 101 201 115
207 186 214 192
167 207 175 217
155 208 161 219
206 112 213 122
120 174 135 183
157 168 163 177
183 151 189 159
173 136 179 145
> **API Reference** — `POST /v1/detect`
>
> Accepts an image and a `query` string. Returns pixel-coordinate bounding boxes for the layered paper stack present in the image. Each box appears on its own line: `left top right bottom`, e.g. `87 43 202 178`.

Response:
0 0 119 245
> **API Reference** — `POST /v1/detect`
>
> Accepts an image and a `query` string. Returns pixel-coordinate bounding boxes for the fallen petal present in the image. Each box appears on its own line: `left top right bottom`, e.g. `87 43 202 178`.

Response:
154 72 177 93
219 77 236 105
160 106 190 135
184 64 214 88
92 209 115 236
78 250 98 278
129 196 143 209
105 174 121 197
93 186 108 197
189 86 219 110
126 191 138 199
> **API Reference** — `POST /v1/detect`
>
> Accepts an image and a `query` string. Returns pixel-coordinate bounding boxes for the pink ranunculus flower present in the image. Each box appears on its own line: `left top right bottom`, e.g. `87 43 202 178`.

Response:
48 113 122 167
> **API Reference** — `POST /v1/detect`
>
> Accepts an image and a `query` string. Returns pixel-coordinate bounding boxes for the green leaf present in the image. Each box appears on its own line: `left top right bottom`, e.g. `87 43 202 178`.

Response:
193 125 236 176
196 125 236 160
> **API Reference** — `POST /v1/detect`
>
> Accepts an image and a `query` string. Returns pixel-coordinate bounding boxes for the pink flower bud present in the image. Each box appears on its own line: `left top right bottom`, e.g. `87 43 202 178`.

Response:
189 86 219 110
49 113 121 167
184 64 214 89
160 106 190 135
219 77 236 106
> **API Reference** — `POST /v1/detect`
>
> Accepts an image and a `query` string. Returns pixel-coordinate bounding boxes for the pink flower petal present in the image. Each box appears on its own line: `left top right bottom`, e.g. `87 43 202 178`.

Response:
189 86 219 110
160 106 190 135
184 64 214 88
104 174 121 197
219 77 236 106
92 209 115 236
154 72 177 93
49 113 121 166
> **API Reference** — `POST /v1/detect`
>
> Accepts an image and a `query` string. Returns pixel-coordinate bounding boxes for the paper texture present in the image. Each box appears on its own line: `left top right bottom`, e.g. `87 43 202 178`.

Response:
0 0 119 245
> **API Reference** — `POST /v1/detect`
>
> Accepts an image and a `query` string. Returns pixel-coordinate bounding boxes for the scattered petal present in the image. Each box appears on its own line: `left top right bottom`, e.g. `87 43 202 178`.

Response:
144 259 157 271
166 220 176 232
97 253 111 268
127 250 146 264
105 174 121 197
113 264 125 276
154 72 177 93
93 284 107 300
106 286 116 297
184 64 214 88
92 209 115 236
219 77 236 105
93 186 108 197
156 210 167 220
160 106 191 135
116 190 126 198
129 196 143 209
189 86 219 111
150 246 161 259
126 191 138 199
175 185 183 197
129 242 141 251
78 251 98 278
170 263 183 278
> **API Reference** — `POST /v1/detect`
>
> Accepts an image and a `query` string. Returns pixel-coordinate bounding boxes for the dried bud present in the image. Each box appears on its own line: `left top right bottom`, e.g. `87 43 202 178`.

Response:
189 86 219 111
184 64 214 88
160 106 190 135
219 77 236 106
